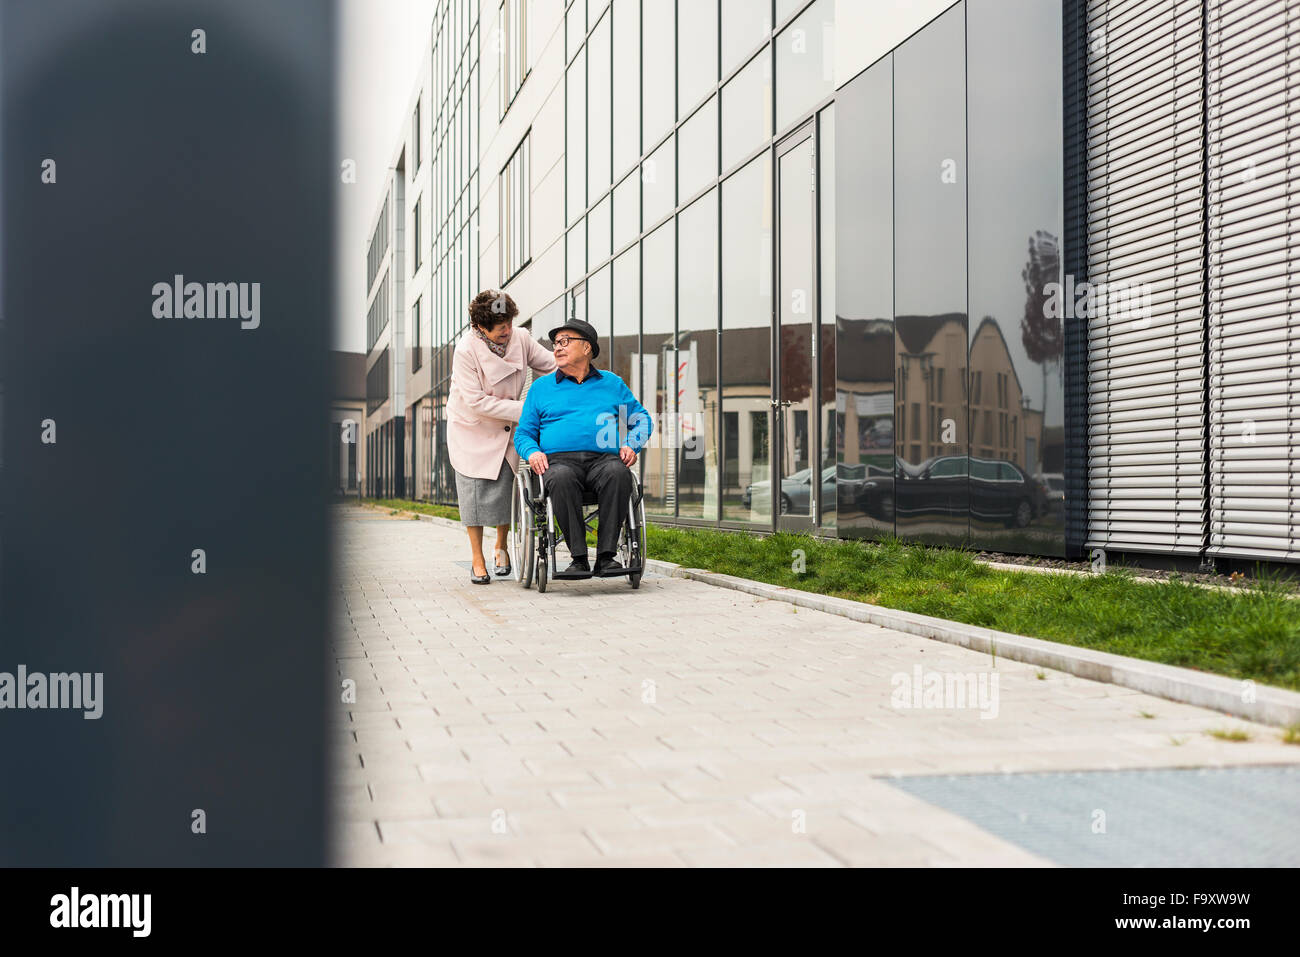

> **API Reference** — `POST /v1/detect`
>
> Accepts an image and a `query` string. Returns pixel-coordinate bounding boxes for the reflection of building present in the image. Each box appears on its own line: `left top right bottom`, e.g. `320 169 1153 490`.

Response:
358 0 1300 572
331 351 366 496
968 318 1045 473
836 317 893 467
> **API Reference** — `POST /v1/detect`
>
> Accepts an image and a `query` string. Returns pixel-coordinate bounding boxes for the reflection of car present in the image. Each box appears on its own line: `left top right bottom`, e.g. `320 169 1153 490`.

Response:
837 462 895 520
1040 472 1065 515
743 466 835 514
899 455 1042 527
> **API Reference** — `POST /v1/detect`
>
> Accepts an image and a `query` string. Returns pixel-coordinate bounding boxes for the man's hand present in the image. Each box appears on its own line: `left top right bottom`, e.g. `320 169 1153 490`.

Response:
528 451 549 475
619 446 637 468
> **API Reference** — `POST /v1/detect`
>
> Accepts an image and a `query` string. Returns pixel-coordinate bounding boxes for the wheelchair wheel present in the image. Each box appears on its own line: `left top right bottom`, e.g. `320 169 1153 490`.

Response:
510 473 534 588
536 498 551 593
626 494 646 590
536 534 548 593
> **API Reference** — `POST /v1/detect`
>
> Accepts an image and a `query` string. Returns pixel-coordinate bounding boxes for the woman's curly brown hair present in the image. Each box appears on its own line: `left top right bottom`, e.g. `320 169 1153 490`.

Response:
468 289 519 330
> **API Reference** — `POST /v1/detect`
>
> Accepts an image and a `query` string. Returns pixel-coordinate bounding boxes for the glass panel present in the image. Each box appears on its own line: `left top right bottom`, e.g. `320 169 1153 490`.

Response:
721 48 772 172
722 0 772 78
817 103 835 529
894 4 967 547
612 0 640 177
776 0 802 25
835 58 893 539
721 154 772 523
589 192 612 266
677 0 718 117
566 49 586 222
678 96 719 205
567 218 586 285
613 170 639 252
588 9 612 198
642 134 676 228
777 135 815 521
568 0 586 61
677 190 719 519
775 0 833 132
612 245 640 385
589 262 612 347
641 220 676 516
642 0 675 149
968 0 1064 555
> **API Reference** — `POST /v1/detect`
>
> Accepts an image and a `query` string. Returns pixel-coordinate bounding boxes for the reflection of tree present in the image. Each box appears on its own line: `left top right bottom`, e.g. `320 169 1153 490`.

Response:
1021 230 1061 417
780 324 811 403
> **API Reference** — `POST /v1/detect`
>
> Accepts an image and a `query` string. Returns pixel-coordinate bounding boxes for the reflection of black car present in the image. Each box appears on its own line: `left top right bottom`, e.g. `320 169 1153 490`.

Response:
899 455 1042 528
837 462 894 520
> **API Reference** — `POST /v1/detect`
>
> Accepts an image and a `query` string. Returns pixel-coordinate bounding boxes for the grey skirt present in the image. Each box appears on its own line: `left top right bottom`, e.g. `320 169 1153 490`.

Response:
455 459 514 527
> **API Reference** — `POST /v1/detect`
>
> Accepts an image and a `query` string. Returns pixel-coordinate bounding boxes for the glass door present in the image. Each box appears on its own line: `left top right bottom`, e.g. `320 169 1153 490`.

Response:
774 123 818 531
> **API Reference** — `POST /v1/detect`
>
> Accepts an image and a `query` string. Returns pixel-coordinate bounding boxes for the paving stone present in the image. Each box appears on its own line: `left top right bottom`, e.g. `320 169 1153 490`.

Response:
334 506 1300 867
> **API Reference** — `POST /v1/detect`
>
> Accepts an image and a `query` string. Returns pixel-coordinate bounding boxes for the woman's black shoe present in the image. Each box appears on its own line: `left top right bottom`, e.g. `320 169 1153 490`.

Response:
494 549 511 576
470 569 491 584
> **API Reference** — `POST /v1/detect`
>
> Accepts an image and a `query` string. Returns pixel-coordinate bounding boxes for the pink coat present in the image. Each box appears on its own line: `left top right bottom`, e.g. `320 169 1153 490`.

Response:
446 329 557 479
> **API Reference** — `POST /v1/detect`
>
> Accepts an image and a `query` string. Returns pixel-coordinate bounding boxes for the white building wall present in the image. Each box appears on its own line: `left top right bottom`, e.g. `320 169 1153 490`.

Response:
834 0 959 88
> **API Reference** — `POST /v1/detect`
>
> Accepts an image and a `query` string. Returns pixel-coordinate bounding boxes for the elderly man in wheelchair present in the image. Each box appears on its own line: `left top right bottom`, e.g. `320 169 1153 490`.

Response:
511 317 653 591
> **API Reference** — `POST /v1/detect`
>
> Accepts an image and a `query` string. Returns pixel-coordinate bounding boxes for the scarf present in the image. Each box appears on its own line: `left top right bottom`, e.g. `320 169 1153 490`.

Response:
473 324 509 358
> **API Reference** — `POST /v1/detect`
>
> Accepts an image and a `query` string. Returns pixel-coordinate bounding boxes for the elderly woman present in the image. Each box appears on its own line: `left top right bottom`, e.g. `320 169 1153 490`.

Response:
447 290 556 584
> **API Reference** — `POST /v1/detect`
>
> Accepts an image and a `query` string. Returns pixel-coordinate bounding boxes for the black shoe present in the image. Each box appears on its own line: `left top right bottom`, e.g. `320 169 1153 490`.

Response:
559 557 591 578
494 548 511 576
470 571 491 584
594 553 625 575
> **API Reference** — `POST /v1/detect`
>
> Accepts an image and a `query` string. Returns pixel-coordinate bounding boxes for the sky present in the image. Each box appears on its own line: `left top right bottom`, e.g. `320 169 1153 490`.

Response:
334 0 437 354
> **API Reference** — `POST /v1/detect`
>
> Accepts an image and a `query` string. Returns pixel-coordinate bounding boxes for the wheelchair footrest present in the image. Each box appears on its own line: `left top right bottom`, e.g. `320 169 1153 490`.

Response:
551 569 594 580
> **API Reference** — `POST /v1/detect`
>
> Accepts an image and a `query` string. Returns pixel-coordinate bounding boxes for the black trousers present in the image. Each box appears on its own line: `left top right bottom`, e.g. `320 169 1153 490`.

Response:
544 451 633 560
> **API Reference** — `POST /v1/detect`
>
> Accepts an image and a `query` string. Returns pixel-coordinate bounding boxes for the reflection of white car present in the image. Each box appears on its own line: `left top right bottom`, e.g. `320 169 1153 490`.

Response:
743 466 836 514
1040 472 1065 515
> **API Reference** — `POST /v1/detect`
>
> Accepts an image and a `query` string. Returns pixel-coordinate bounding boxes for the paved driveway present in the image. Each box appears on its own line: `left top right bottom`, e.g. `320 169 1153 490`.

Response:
333 505 1300 866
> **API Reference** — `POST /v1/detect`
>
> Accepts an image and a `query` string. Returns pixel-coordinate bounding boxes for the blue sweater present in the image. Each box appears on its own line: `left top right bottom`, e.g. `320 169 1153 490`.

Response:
514 367 653 459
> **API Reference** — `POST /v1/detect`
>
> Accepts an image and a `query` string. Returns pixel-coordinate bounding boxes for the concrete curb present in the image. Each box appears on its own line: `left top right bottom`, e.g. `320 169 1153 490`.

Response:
356 502 463 531
643 559 1300 729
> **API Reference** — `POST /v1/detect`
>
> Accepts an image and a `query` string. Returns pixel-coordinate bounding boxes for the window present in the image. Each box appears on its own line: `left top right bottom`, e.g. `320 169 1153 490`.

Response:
413 197 422 271
413 97 423 173
412 297 422 372
612 0 639 176
775 0 834 131
566 48 586 223
500 134 530 282
677 0 718 117
677 190 719 519
642 0 675 149
678 97 718 203
499 0 531 116
587 9 612 199
722 0 771 78
722 49 772 171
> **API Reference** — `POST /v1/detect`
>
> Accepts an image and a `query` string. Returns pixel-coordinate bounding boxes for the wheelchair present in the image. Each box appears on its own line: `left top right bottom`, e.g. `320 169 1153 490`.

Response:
509 459 647 593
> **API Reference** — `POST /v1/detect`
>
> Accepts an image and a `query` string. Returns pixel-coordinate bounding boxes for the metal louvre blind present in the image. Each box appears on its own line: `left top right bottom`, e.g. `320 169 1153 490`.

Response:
1207 0 1300 561
1086 0 1207 555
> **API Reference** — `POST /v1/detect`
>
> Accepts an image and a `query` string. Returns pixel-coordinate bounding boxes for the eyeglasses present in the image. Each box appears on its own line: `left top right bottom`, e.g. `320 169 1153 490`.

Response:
552 335 585 348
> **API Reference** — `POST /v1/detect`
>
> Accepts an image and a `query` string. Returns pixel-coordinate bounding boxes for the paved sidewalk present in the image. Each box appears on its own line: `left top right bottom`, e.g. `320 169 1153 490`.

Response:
332 505 1300 867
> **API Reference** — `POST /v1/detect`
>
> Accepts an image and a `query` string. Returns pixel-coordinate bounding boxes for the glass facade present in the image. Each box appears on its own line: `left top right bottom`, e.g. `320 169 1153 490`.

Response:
426 0 481 505
833 0 1065 556
383 0 1066 559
